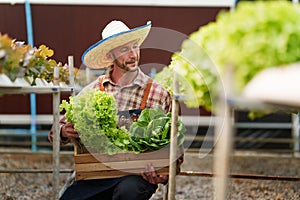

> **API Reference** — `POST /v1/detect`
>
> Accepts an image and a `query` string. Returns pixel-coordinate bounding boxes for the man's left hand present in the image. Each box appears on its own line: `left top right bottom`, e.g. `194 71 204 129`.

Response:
141 164 168 185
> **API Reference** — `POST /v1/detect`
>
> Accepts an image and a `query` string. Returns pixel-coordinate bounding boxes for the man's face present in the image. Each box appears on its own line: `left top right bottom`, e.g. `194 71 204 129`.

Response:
110 40 140 72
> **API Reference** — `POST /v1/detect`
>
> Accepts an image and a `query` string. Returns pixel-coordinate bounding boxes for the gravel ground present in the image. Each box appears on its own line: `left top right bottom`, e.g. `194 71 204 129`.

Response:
1 149 300 200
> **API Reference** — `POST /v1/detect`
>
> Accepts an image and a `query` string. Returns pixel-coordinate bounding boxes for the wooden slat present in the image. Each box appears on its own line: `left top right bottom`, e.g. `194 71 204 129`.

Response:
74 149 170 164
73 144 171 180
75 159 169 172
75 167 169 180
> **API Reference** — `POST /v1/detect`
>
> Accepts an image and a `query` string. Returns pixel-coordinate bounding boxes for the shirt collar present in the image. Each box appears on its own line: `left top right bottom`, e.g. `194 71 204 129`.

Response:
102 67 148 88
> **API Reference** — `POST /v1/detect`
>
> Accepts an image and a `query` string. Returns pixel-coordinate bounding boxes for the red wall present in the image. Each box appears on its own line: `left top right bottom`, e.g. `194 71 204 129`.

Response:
0 4 227 115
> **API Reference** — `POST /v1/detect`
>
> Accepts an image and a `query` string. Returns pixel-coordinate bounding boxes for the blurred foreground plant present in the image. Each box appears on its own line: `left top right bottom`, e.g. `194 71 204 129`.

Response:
0 33 70 85
155 1 300 118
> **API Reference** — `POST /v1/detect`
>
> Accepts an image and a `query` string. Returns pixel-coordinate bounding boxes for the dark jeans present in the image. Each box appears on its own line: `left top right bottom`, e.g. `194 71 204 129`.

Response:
60 175 158 200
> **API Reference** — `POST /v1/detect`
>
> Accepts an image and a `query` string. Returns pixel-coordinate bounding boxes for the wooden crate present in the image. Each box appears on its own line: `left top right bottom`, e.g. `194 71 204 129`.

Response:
74 143 170 181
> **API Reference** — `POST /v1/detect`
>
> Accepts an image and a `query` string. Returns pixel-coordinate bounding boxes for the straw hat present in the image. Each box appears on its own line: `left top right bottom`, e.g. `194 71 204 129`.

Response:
82 20 152 69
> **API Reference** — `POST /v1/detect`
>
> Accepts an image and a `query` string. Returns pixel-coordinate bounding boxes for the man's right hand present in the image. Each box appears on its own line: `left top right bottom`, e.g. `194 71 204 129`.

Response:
61 122 79 139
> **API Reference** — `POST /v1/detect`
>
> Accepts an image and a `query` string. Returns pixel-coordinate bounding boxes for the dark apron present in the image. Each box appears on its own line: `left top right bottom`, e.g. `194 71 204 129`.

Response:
99 76 153 130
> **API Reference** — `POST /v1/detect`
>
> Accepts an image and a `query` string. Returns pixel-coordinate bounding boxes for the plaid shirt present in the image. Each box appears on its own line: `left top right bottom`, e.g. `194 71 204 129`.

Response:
82 67 171 113
48 67 171 144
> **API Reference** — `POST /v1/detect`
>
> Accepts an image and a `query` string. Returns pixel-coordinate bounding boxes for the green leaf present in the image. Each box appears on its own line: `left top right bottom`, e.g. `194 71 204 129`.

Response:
154 1 300 118
60 89 186 154
138 108 165 123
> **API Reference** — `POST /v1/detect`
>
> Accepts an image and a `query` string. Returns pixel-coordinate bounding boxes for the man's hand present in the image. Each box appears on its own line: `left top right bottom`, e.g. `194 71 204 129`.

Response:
61 122 79 139
141 164 168 185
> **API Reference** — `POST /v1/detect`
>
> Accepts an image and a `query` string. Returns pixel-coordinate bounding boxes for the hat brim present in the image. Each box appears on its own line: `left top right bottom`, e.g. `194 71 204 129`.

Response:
82 22 151 69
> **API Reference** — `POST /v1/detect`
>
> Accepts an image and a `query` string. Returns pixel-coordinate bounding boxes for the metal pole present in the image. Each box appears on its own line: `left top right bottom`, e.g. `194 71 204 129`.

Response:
291 0 299 152
59 171 76 198
53 66 60 200
168 70 179 200
25 0 37 152
57 56 76 199
0 169 73 173
292 113 300 156
68 55 75 96
86 67 91 84
177 171 300 181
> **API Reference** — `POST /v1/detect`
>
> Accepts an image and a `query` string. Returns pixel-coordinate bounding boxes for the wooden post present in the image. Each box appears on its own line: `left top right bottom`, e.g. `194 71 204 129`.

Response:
168 70 179 200
53 66 60 200
213 67 234 200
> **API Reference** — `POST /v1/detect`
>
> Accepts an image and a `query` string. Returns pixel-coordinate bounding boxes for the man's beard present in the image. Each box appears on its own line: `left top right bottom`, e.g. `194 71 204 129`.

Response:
115 58 139 72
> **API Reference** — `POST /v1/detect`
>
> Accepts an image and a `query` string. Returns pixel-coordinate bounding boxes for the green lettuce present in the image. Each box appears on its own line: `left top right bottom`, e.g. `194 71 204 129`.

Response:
60 88 122 154
155 1 300 117
129 109 186 152
60 89 186 154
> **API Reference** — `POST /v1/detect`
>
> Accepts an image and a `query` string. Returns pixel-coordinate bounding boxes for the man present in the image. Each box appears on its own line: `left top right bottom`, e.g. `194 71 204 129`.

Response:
49 20 183 200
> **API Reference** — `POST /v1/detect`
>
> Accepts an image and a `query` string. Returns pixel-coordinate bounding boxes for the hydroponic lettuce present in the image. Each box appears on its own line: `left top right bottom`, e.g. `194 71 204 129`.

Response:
129 108 185 152
200 1 300 92
60 88 121 154
154 46 217 112
155 1 300 117
60 88 185 154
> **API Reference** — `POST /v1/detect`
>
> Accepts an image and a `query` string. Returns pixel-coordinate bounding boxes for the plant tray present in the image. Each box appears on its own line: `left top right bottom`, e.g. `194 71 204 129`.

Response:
73 143 170 181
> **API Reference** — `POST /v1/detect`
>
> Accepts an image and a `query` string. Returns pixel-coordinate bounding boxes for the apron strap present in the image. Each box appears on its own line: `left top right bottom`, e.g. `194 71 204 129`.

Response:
98 75 153 110
99 76 105 92
140 78 152 110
